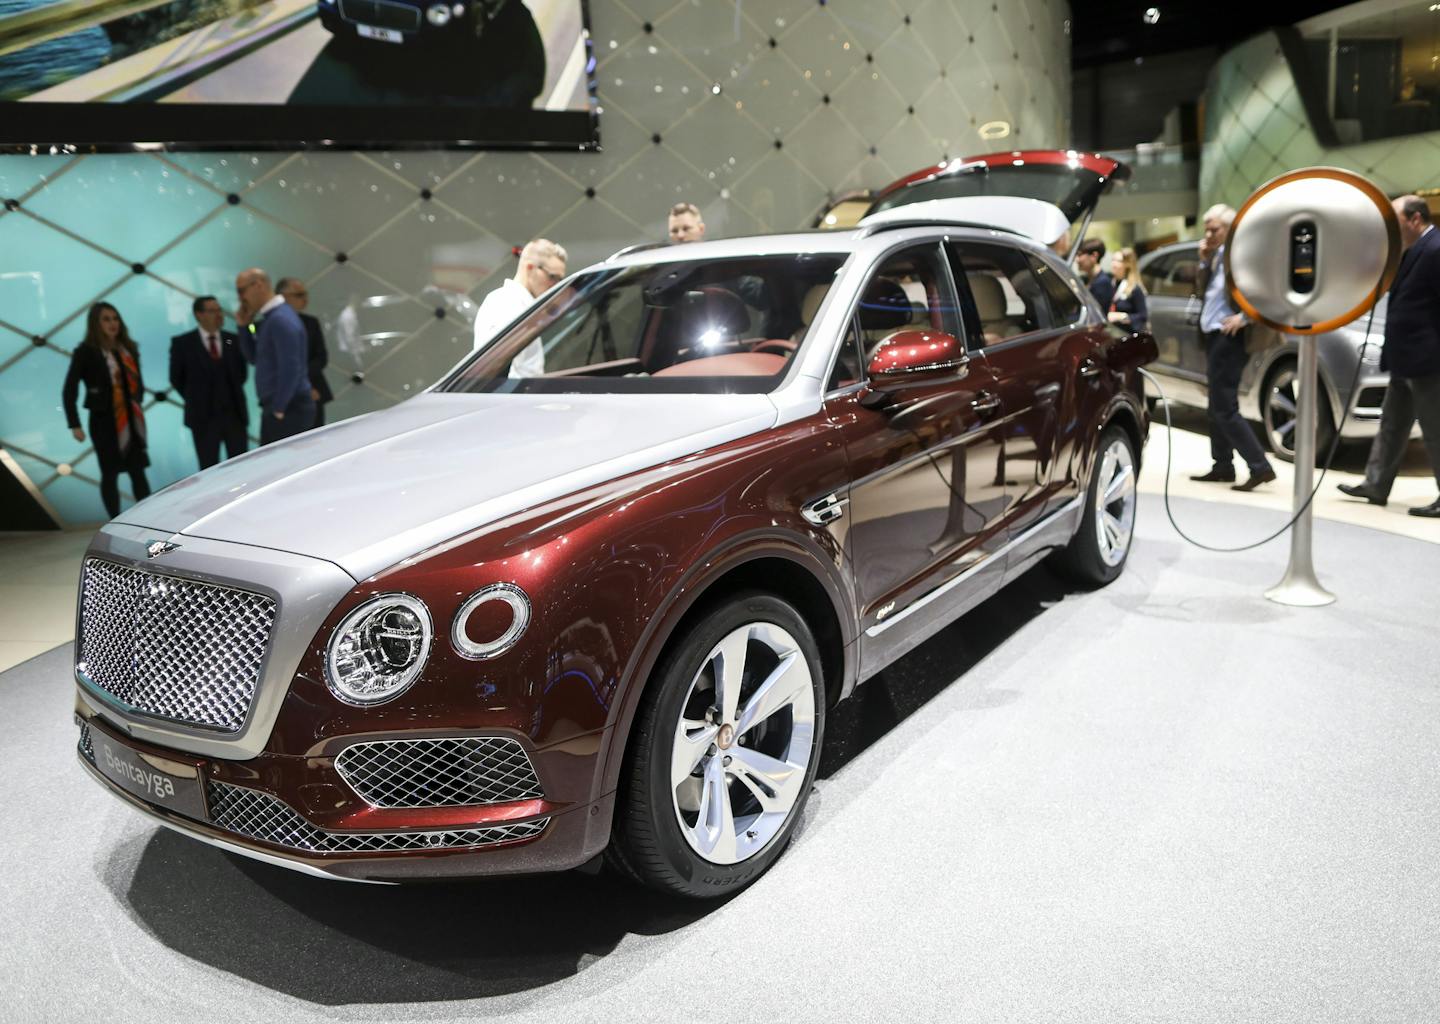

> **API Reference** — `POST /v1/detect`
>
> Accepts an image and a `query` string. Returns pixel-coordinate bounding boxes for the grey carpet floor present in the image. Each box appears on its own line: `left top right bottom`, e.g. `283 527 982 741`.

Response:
2 495 1437 1023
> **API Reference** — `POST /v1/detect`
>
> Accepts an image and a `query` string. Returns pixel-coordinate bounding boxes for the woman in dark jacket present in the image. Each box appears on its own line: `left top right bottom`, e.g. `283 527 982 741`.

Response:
62 303 152 519
1106 247 1150 333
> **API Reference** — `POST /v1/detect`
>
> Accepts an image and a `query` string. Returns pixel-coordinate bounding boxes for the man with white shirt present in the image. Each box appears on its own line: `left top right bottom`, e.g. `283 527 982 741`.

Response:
236 267 315 445
169 295 248 470
1190 203 1277 491
471 238 568 378
1338 195 1440 517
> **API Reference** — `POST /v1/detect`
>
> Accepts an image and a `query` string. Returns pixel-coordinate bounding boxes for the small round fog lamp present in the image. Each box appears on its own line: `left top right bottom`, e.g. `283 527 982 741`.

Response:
452 583 530 660
427 3 452 25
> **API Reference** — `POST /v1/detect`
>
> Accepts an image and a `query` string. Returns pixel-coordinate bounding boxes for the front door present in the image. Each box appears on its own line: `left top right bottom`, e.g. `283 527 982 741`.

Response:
829 243 1010 675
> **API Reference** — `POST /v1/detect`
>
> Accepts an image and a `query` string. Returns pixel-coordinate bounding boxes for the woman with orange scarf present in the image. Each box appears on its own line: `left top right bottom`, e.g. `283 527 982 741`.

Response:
62 303 152 519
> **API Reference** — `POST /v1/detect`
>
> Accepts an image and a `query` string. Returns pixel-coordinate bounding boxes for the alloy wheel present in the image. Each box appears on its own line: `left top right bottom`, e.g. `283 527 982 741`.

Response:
670 622 816 865
1094 437 1136 568
1265 365 1301 460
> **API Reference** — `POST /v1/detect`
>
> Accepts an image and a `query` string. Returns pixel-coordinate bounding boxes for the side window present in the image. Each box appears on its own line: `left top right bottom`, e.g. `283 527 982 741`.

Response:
1165 254 1200 297
826 317 864 391
1141 254 1173 296
1030 255 1083 325
854 244 961 362
948 242 1052 346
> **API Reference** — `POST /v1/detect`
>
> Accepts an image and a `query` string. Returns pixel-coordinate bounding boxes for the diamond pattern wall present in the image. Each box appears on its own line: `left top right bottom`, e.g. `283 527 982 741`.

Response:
0 0 1070 525
1199 30 1440 214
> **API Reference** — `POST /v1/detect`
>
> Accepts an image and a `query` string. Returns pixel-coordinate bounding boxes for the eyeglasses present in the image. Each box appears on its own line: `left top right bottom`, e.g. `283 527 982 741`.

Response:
539 265 565 283
284 289 308 299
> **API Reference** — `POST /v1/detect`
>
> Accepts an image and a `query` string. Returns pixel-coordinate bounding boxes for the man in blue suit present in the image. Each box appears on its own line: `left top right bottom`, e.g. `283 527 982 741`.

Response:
169 295 248 470
235 268 315 445
1338 195 1440 517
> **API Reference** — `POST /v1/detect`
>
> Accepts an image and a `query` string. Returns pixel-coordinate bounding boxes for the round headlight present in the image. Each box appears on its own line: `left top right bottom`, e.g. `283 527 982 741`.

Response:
326 594 432 705
452 583 529 660
426 3 451 25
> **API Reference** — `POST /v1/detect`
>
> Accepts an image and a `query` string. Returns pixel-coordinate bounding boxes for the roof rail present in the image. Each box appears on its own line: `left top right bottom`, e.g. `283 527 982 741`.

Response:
605 241 669 262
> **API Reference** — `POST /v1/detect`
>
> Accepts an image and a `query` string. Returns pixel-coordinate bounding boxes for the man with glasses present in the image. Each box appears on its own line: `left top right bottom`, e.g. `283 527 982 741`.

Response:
277 277 334 427
235 267 315 444
472 239 568 379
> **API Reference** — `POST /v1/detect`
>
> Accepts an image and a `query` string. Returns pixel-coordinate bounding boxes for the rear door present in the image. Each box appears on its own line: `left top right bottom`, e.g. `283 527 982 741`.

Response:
946 240 1093 535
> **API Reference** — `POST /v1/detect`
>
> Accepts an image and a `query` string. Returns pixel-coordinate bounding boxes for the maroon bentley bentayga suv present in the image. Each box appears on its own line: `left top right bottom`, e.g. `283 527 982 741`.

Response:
73 152 1156 897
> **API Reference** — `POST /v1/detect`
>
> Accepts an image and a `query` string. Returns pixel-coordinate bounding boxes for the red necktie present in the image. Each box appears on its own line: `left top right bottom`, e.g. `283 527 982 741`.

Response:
207 333 220 360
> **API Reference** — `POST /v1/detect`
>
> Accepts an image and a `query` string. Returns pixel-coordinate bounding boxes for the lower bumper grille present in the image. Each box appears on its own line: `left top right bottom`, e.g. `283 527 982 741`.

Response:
206 781 548 854
77 718 95 765
335 736 544 808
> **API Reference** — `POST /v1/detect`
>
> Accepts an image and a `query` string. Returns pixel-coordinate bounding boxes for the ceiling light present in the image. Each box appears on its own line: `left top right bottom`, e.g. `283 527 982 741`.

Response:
1143 7 1160 24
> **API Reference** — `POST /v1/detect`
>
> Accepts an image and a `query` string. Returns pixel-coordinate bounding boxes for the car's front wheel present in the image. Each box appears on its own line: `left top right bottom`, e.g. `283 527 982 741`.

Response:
609 591 825 898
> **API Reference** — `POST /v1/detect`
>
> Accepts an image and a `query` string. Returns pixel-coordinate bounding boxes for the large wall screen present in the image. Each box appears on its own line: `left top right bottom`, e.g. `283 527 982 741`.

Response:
0 0 597 150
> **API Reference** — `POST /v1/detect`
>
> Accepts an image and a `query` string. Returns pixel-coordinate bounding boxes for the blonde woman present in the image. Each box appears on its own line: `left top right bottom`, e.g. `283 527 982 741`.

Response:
1106 247 1149 333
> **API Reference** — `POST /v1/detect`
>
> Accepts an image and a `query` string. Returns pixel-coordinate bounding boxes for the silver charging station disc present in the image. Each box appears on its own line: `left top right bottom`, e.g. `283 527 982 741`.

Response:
1225 167 1400 335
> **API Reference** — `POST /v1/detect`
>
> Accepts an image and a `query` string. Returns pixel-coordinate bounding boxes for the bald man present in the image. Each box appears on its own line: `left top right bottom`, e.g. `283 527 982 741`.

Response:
235 267 314 444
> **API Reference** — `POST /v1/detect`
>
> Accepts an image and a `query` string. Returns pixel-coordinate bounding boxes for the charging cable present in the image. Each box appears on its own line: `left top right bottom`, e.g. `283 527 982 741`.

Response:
1139 301 1380 552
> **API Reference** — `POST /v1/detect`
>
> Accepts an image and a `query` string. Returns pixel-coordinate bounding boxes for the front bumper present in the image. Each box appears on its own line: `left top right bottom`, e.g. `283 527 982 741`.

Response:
76 709 614 883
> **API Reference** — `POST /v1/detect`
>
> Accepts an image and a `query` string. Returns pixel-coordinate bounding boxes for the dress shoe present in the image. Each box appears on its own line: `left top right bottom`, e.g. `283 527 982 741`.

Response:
1408 498 1440 518
1231 467 1278 492
1189 467 1236 483
1337 481 1388 507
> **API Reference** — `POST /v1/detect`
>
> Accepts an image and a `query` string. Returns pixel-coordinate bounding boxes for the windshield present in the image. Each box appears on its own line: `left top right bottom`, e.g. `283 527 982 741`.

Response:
869 164 1106 221
442 253 848 394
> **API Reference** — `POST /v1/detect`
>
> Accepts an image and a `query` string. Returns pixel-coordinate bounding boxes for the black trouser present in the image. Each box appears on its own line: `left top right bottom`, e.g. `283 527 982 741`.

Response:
1205 329 1271 475
314 401 327 428
1361 372 1440 498
259 396 316 445
191 416 249 470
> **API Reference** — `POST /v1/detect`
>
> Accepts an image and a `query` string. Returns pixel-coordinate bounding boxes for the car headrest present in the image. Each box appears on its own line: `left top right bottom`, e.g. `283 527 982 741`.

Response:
968 273 1009 322
680 286 750 335
857 278 912 331
799 284 828 325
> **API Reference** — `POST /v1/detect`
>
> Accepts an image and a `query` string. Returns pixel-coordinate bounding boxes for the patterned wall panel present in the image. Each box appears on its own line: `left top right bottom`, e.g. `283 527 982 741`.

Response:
0 0 1071 525
1199 30 1440 214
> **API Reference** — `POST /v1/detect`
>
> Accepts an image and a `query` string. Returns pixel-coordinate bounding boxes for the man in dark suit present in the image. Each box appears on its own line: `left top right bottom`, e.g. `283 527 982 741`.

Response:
277 277 334 426
235 268 315 445
1339 195 1440 517
169 295 248 470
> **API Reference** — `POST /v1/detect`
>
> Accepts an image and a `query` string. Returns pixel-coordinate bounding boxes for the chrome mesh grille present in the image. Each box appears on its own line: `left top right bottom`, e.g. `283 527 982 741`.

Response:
206 782 548 853
77 558 276 732
339 0 422 31
335 737 544 808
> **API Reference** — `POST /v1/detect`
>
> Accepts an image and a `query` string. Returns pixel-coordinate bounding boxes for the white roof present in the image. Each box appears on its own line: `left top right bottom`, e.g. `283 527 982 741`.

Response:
859 195 1072 246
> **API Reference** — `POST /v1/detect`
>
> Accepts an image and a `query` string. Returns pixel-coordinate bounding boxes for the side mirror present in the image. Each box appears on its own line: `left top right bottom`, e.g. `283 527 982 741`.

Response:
866 330 967 384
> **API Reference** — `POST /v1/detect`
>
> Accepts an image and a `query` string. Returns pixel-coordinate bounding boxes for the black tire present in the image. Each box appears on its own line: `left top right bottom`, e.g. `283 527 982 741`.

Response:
1050 425 1137 587
607 590 826 899
1261 358 1335 464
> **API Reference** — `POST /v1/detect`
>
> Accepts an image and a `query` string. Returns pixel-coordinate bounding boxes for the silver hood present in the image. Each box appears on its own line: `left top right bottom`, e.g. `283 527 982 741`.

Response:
118 392 778 581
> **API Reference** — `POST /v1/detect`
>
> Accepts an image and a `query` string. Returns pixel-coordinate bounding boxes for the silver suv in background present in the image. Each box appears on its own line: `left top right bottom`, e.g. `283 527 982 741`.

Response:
1139 240 1400 461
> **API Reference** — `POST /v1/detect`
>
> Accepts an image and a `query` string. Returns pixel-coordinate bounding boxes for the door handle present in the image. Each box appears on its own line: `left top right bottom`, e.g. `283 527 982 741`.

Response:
1079 358 1104 378
1036 382 1061 401
971 391 1000 415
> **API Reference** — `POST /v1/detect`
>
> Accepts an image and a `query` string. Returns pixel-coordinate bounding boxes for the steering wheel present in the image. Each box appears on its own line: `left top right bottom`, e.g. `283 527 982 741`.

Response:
748 338 798 356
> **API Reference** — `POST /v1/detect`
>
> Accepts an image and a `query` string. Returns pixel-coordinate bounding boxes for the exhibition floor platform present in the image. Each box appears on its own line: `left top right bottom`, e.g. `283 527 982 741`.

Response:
3 496 1437 1023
